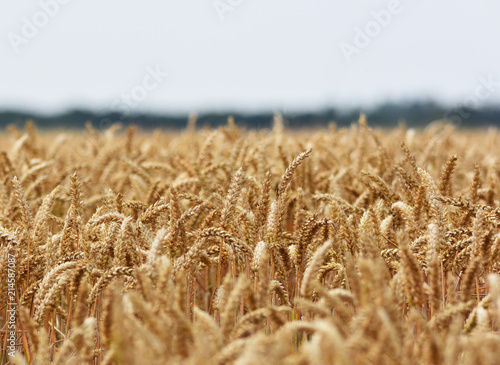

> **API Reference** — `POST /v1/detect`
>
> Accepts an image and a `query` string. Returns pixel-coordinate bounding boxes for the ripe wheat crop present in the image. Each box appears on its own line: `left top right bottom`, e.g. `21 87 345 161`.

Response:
2 116 500 364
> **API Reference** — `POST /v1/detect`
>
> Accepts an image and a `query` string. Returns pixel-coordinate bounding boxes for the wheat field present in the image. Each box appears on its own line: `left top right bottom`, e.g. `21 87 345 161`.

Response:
1 116 500 364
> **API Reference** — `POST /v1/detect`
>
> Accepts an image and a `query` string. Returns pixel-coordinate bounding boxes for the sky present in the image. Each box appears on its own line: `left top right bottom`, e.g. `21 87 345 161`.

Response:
1 0 500 115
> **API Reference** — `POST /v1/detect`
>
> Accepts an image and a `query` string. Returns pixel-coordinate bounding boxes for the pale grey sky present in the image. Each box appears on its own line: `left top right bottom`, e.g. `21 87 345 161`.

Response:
1 0 499 114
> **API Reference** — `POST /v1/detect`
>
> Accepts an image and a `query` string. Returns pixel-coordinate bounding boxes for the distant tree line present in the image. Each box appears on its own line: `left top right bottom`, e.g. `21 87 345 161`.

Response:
1 101 500 130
